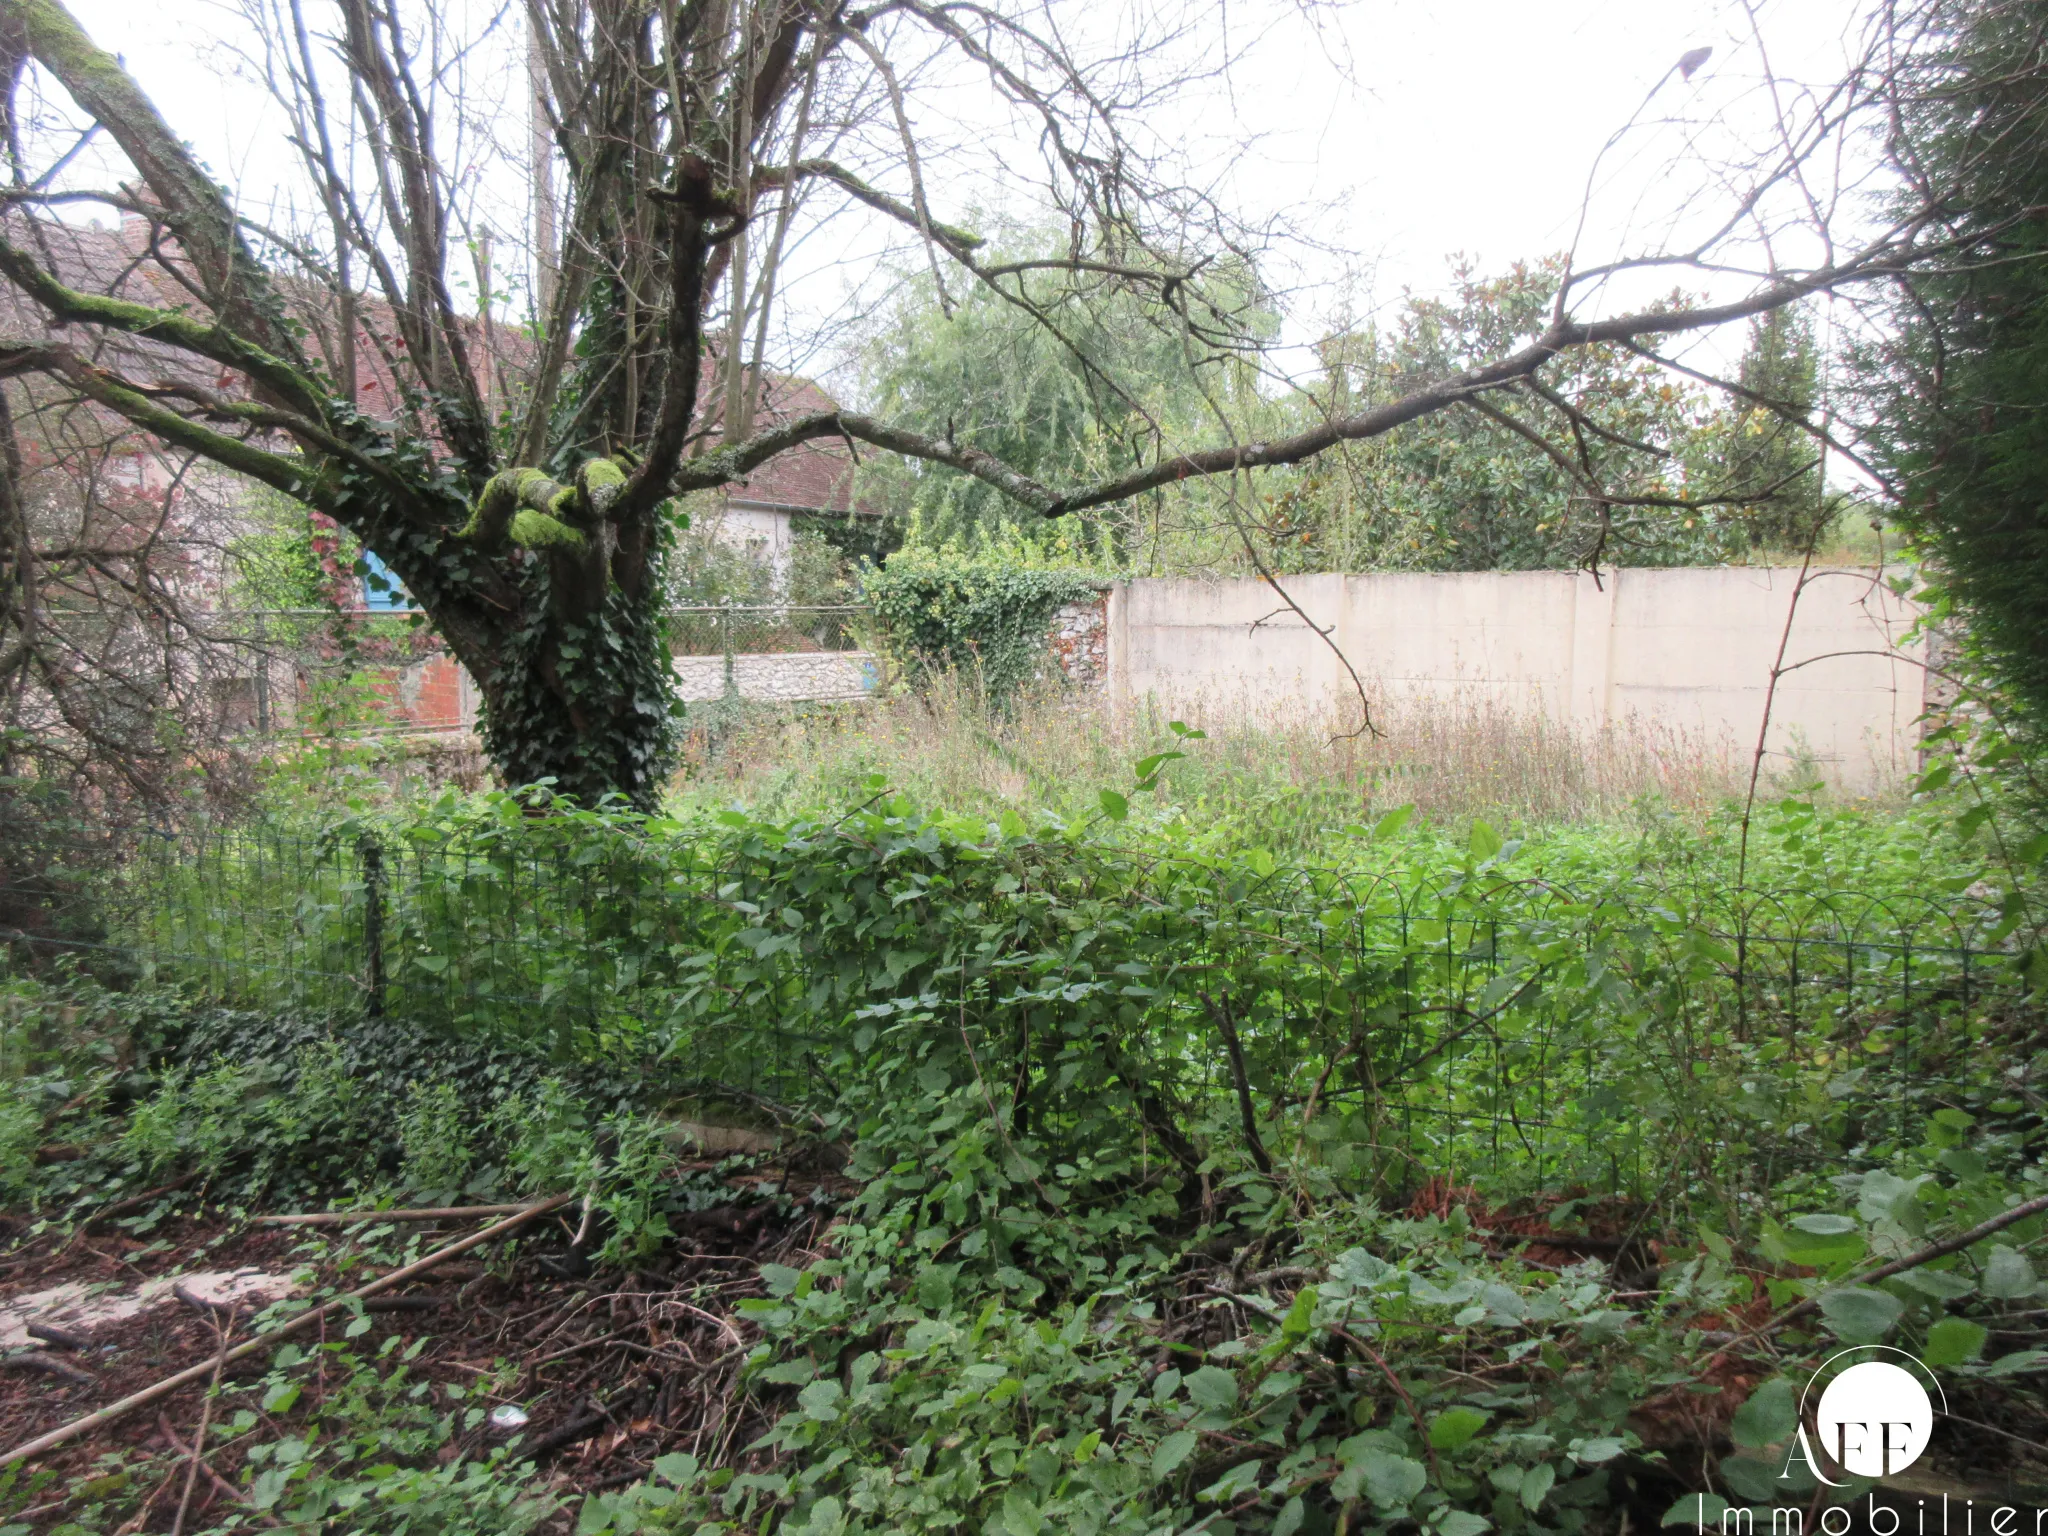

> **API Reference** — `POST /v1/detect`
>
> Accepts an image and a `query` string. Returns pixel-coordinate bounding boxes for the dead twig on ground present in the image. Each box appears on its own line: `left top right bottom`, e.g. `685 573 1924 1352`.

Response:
169 1316 232 1536
156 1413 256 1513
24 1320 91 1351
253 1202 541 1226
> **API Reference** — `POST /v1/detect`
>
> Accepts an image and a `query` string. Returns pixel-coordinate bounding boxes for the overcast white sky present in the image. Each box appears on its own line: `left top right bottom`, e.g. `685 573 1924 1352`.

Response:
59 0 1876 390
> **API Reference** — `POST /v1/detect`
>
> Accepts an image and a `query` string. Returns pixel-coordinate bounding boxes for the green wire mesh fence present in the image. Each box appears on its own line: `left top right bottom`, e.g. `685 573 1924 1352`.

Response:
0 810 2023 1204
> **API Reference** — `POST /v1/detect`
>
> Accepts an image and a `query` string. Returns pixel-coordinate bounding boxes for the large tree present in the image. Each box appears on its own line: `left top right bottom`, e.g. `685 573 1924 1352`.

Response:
0 0 1950 803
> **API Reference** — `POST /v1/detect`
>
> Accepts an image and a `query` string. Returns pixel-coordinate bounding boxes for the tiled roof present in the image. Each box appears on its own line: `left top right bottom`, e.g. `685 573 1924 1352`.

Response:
711 373 859 514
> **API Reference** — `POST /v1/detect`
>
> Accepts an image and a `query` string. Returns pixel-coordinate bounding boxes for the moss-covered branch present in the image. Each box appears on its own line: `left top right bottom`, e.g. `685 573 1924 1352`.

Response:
28 347 336 511
668 409 1062 515
460 458 629 550
1 0 303 355
0 231 328 420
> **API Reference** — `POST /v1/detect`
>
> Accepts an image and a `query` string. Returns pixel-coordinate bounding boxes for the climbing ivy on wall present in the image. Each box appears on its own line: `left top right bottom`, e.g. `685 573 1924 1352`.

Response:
861 552 1103 705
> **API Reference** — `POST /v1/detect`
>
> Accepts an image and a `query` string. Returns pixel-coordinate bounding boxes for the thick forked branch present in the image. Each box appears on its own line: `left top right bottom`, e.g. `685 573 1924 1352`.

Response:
670 407 1062 513
1033 262 1903 518
0 234 449 520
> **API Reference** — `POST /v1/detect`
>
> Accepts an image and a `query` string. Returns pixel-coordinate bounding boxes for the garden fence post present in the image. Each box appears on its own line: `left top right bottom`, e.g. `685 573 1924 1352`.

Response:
253 609 270 735
360 833 386 1018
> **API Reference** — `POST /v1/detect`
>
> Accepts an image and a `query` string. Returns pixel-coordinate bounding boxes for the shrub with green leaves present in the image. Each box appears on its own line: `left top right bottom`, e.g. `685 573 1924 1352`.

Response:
861 551 1104 706
0 1090 41 1203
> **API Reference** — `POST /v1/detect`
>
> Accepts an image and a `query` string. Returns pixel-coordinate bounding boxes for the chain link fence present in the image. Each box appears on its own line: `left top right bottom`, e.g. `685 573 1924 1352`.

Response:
665 605 869 658
24 604 878 749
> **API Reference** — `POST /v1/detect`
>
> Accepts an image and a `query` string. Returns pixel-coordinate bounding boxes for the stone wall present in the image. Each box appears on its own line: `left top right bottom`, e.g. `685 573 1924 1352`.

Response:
1047 591 1110 689
673 650 879 703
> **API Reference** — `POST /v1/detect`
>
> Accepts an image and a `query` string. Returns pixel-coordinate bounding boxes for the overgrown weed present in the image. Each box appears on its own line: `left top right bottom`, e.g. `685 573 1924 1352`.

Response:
684 675 1830 848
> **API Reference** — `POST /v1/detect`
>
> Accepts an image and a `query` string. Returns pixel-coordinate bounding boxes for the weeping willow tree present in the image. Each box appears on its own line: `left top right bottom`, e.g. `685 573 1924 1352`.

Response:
856 232 1269 562
0 0 1952 804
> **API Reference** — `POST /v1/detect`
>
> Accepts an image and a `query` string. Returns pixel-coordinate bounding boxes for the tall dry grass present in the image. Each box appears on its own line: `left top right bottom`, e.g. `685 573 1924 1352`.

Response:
679 673 1761 844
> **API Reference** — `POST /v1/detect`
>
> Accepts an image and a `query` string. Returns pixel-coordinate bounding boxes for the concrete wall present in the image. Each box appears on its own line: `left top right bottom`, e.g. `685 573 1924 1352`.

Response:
674 650 879 704
1106 568 1926 790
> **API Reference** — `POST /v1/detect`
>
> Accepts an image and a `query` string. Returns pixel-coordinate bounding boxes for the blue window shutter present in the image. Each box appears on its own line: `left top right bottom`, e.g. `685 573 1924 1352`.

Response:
360 550 413 611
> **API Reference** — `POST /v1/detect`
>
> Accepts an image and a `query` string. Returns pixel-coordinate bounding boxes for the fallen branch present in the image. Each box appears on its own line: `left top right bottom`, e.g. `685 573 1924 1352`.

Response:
252 1202 541 1227
523 1404 608 1460
25 1321 91 1351
0 1193 573 1469
2 1350 94 1387
173 1283 237 1318
1768 1190 2048 1334
361 1293 448 1313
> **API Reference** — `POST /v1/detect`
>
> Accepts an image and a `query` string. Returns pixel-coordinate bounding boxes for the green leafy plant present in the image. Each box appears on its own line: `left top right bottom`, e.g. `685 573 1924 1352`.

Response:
861 550 1104 708
398 1080 478 1198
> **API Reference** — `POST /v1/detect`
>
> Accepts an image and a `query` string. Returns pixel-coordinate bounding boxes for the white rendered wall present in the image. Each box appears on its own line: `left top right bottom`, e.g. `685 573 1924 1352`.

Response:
1107 568 1925 790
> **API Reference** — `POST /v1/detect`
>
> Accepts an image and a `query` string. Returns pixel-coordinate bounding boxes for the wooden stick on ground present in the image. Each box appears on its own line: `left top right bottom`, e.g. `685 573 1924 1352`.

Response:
168 1319 231 1536
0 1193 573 1470
252 1202 543 1227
